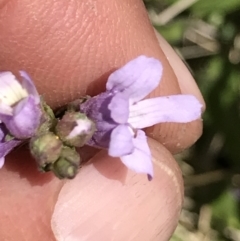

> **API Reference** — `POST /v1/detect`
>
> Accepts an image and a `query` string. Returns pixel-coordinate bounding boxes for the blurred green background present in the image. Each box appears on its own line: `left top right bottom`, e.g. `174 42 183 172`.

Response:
143 0 240 240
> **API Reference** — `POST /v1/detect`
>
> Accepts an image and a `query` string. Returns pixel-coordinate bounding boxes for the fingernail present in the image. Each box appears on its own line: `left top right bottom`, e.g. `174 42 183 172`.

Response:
154 30 205 109
51 142 183 241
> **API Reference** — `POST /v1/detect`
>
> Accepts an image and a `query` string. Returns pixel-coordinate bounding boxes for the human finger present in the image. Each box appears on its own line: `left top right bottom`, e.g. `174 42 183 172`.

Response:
0 0 202 154
51 138 184 241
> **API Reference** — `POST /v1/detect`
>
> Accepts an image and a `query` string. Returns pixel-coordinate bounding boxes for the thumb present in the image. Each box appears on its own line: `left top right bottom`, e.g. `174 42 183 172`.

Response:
51 138 183 241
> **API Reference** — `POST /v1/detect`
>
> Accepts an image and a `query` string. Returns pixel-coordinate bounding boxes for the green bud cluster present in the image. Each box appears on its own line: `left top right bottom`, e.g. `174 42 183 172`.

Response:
30 98 95 179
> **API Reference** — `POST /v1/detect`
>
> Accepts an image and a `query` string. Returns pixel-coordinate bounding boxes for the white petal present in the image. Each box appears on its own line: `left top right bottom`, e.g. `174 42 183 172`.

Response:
109 125 134 157
128 95 203 129
120 130 153 178
106 56 162 103
0 72 28 106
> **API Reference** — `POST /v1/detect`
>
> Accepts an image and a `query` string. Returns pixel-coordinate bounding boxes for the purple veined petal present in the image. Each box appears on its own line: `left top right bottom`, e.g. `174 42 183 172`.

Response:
20 71 40 104
80 91 118 148
128 95 203 129
80 90 131 149
106 56 163 104
0 139 23 168
108 124 134 157
80 91 115 129
2 96 41 139
108 92 129 124
120 130 153 179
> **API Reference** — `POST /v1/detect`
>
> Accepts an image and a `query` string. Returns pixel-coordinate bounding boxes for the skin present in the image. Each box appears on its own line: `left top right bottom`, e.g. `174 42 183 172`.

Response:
0 0 205 240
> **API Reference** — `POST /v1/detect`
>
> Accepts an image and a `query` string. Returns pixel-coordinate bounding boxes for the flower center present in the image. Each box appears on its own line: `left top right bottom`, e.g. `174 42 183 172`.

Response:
0 72 28 106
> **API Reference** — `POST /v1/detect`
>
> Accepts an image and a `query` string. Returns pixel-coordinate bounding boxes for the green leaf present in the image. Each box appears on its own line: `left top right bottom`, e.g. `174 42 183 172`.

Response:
155 19 186 44
191 0 240 17
211 189 240 231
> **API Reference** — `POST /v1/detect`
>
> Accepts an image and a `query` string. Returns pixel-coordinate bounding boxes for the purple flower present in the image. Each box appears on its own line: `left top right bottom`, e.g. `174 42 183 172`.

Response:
80 56 202 179
0 71 41 166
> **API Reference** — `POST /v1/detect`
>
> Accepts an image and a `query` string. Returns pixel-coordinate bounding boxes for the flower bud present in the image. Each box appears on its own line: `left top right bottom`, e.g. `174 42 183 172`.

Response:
51 146 81 179
30 132 63 168
37 100 57 135
56 111 95 147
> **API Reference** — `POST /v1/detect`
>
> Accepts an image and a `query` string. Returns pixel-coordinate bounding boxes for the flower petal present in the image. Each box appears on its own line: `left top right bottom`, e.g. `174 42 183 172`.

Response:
106 56 163 103
80 91 117 148
109 125 134 157
0 102 12 116
80 91 116 131
0 71 28 106
0 96 41 139
108 92 129 124
128 95 202 129
120 130 153 178
20 71 40 104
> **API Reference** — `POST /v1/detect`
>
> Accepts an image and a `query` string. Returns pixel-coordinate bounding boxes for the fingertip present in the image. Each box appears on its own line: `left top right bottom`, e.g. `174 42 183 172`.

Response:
51 139 183 241
154 30 205 109
149 118 203 154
